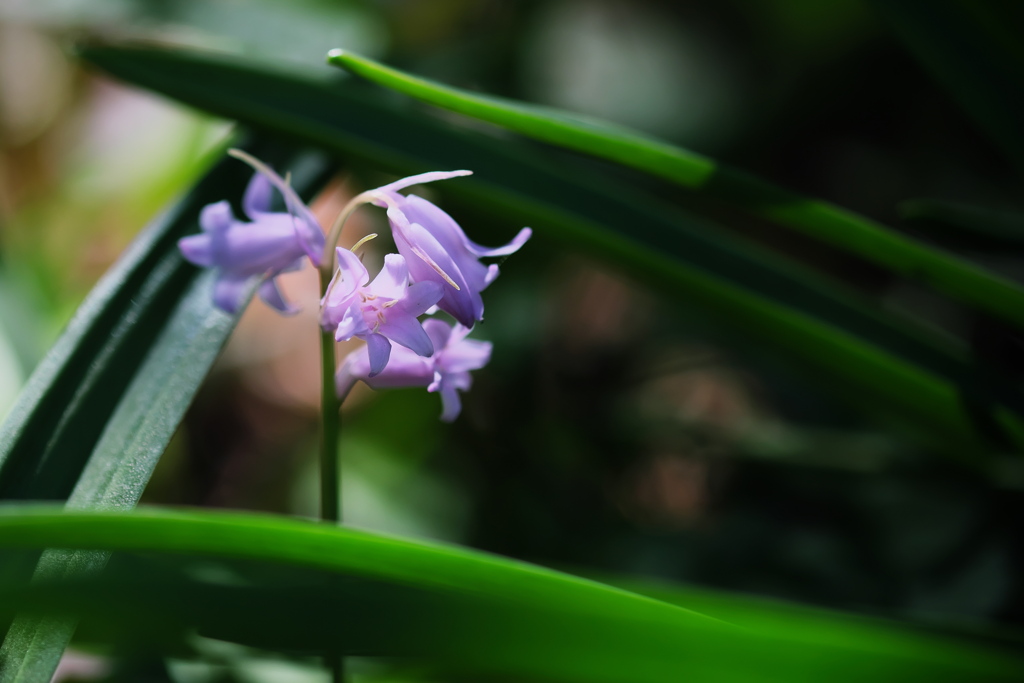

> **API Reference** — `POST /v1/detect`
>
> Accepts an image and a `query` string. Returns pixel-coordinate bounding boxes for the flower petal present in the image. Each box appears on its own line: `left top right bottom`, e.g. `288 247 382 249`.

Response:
228 152 325 265
423 318 454 350
362 345 434 389
258 278 298 315
396 280 444 317
178 234 214 267
243 172 274 219
333 305 370 341
484 264 500 287
199 200 234 234
392 218 479 327
326 247 370 304
374 169 472 196
217 214 306 274
378 313 433 357
437 383 463 423
367 254 411 300
441 338 492 373
365 333 392 377
213 273 252 314
462 226 533 258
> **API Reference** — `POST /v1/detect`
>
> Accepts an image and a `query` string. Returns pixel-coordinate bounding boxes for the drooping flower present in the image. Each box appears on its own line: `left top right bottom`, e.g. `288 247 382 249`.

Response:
364 171 531 328
336 318 492 422
178 153 325 315
321 247 443 376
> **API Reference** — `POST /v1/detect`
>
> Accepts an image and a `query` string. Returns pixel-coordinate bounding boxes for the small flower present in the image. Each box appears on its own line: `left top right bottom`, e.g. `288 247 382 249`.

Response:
366 171 531 328
336 319 492 421
321 247 443 376
178 153 325 314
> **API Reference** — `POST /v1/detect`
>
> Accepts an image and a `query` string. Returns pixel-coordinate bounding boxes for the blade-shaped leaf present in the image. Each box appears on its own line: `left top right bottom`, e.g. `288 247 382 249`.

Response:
77 43 1024 455
0 139 333 682
326 50 1024 333
0 507 1019 683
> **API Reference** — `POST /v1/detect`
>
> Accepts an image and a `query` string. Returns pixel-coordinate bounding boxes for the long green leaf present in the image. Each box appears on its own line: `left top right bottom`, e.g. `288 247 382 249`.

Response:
326 50 1024 333
0 140 333 682
77 44 1024 455
0 506 1019 683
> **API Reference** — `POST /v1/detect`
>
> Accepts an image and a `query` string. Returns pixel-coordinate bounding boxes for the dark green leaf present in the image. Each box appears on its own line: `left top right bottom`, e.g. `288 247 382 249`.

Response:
0 138 333 682
78 43 1024 456
327 50 1024 333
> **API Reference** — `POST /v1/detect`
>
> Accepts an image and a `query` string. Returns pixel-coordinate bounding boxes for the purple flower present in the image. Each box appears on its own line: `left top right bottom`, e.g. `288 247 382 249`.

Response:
178 153 325 315
366 171 531 328
321 247 443 377
336 319 492 422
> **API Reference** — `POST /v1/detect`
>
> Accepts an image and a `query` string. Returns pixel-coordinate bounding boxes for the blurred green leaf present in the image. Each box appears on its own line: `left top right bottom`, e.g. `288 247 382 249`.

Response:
327 50 1024 333
0 506 1020 683
869 0 1024 175
0 139 332 682
78 43 1024 456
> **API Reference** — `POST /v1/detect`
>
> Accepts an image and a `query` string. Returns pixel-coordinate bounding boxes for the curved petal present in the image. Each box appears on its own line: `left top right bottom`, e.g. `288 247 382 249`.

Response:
367 254 411 300
199 200 234 234
178 234 214 267
332 305 370 341
441 338 492 373
362 345 434 389
484 263 500 287
399 195 472 263
243 172 274 219
437 383 463 423
258 278 298 315
228 151 325 264
378 314 433 357
364 333 393 377
462 226 532 258
212 273 252 315
218 214 304 274
396 281 444 318
376 169 472 195
326 247 370 304
422 318 454 351
393 219 478 327
399 195 495 296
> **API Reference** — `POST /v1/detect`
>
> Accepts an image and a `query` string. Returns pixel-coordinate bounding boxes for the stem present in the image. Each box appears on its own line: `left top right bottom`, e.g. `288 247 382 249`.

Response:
318 270 343 682
319 324 341 523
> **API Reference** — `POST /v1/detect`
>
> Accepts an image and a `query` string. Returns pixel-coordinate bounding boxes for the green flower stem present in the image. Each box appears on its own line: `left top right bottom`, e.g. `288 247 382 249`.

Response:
319 325 340 525
319 261 342 683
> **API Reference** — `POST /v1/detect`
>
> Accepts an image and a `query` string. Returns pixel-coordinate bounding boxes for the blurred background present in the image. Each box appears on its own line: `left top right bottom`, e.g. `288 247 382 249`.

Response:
2 0 1024 677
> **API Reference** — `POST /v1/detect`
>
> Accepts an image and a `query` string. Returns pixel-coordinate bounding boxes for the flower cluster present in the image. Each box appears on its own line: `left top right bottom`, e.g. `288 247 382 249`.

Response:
179 154 530 421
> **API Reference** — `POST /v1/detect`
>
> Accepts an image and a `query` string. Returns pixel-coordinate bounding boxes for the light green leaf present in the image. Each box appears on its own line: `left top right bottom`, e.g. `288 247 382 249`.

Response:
0 506 1019 683
0 139 333 682
327 49 1024 333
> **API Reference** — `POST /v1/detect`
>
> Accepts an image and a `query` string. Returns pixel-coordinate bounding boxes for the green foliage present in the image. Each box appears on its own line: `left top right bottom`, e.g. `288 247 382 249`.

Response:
77 43 1024 456
1 3 1023 680
0 506 1019 683
0 140 332 681
327 50 1024 333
